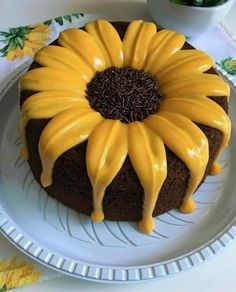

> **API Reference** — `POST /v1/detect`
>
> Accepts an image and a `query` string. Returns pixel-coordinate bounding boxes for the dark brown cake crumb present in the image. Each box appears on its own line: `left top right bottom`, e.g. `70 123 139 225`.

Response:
86 66 164 123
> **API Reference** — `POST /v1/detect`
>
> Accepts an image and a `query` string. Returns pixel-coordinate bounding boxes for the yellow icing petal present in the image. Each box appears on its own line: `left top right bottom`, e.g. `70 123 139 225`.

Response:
86 119 128 223
128 122 167 234
58 28 106 72
85 19 123 67
162 73 230 98
20 67 87 93
39 107 103 187
144 30 185 75
123 20 157 69
35 45 94 82
144 112 209 213
160 95 231 171
20 90 89 160
157 50 214 85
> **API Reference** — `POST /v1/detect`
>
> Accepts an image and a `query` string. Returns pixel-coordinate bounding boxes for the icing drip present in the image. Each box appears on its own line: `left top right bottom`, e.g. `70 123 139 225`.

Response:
128 122 167 233
20 90 89 159
210 162 222 176
86 120 128 223
144 112 209 214
19 19 231 234
159 95 231 163
39 108 103 187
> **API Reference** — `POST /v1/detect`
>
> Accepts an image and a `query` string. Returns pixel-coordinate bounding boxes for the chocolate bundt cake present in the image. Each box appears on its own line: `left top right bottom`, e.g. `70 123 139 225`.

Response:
19 20 231 233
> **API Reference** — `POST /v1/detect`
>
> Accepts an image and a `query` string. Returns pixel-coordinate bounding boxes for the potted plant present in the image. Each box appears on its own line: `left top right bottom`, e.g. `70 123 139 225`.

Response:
147 0 235 37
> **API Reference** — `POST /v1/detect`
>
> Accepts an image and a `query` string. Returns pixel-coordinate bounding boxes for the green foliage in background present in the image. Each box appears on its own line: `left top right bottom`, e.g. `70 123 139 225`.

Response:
170 0 227 7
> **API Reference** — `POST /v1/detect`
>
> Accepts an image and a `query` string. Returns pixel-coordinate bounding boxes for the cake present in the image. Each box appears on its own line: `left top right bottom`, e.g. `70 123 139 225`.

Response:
19 20 231 234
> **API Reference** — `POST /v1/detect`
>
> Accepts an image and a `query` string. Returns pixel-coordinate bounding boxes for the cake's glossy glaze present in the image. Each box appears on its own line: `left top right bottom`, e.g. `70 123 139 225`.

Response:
19 20 231 233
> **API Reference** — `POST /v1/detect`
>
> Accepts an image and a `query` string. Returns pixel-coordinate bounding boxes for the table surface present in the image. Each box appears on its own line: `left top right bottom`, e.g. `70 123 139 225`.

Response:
1 1 236 291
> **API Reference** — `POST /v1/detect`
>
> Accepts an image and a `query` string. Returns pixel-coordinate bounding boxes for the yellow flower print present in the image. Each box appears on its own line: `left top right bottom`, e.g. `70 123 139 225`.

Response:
0 256 41 291
0 24 51 61
6 47 24 60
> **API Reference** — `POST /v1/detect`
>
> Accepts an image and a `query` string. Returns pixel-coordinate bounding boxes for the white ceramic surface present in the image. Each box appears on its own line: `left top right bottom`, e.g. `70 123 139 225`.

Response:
147 0 235 37
0 67 236 283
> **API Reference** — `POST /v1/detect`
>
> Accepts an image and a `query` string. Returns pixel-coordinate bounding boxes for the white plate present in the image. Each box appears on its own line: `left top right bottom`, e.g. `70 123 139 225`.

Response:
0 67 236 283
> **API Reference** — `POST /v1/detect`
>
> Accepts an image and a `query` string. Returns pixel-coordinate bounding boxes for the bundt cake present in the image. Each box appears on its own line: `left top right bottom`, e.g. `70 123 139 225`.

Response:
19 20 231 233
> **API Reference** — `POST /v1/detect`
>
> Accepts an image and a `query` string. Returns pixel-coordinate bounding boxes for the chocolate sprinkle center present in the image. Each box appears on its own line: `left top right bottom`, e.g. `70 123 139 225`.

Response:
86 66 165 123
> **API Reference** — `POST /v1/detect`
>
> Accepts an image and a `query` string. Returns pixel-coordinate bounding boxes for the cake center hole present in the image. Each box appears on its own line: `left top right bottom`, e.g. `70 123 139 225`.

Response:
86 66 165 123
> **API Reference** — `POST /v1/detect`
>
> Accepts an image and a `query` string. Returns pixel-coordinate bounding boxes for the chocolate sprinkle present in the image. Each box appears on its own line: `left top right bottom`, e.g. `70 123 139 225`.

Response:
86 66 165 123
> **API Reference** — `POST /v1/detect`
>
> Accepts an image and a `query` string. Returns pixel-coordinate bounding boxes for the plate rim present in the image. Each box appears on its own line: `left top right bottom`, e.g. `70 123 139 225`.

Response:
0 64 236 283
1 203 236 283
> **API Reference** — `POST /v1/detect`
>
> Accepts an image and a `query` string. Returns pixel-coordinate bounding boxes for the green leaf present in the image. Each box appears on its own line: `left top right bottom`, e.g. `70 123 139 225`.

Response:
72 13 84 19
171 0 189 5
64 15 72 22
0 38 11 43
170 0 189 5
18 26 31 37
0 38 18 56
14 36 24 49
193 0 204 5
44 20 52 26
9 27 19 35
0 31 11 37
0 44 9 53
203 0 226 6
55 17 64 25
218 57 236 75
6 38 17 52
0 43 9 56
0 52 7 57
0 286 7 292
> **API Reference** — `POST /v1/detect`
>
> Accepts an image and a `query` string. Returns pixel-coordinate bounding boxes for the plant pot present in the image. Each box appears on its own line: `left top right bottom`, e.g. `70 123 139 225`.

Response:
147 0 235 37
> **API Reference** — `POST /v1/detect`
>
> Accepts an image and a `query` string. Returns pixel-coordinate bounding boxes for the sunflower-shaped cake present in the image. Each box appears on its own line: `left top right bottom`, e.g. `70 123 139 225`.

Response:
19 20 231 233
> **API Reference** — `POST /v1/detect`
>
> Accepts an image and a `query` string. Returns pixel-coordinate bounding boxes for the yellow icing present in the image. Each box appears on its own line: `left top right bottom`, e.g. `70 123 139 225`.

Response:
144 30 185 75
160 95 231 162
20 90 89 159
179 197 195 214
123 20 157 69
144 112 209 212
85 19 123 68
210 162 221 176
86 120 128 223
20 67 87 93
39 107 103 187
35 45 94 82
128 122 167 234
161 73 230 98
157 50 214 84
19 19 231 234
58 28 106 72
